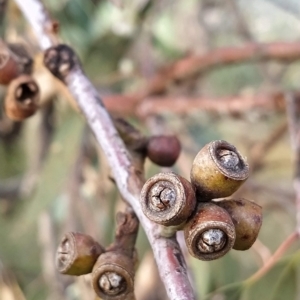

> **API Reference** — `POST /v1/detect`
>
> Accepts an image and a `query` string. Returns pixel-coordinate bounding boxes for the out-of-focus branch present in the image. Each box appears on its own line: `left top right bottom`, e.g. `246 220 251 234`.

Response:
137 42 300 98
234 119 288 198
285 92 300 234
100 40 300 115
249 120 288 172
13 1 195 299
247 231 299 284
135 91 287 117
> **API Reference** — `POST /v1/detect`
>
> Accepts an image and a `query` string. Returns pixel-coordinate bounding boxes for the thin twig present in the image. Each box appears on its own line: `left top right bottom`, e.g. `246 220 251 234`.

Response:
246 231 299 284
249 120 288 172
13 1 195 299
251 238 272 266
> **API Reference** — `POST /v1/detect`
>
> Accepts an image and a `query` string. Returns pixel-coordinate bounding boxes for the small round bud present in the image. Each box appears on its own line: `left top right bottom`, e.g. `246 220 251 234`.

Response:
147 135 181 167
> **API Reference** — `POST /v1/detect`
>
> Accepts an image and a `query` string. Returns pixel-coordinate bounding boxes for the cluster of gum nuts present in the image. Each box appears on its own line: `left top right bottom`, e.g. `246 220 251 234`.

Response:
55 224 137 300
140 140 262 261
54 139 262 300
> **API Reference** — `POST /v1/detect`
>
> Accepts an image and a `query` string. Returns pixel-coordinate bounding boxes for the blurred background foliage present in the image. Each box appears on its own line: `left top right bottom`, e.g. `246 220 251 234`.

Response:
1 0 300 299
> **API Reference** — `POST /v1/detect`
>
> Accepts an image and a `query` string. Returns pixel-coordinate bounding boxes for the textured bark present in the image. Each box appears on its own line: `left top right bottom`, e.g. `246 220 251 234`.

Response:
13 0 195 299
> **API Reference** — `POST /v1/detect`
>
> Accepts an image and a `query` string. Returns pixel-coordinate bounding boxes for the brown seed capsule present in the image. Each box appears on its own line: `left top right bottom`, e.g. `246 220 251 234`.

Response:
146 135 181 167
56 232 104 276
184 202 236 261
190 140 249 201
140 172 196 226
92 251 135 300
0 43 19 85
215 198 262 250
4 74 40 121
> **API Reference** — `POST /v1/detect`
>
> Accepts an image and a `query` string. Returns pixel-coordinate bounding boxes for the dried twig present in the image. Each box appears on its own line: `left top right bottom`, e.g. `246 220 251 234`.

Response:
13 0 195 299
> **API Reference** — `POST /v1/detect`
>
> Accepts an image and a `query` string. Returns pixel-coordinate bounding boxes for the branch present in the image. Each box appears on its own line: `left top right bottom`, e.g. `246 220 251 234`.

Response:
137 42 300 98
135 91 286 117
13 1 195 299
99 40 300 116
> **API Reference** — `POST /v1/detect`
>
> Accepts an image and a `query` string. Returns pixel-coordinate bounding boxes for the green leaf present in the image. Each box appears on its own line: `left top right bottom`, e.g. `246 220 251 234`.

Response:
205 250 300 300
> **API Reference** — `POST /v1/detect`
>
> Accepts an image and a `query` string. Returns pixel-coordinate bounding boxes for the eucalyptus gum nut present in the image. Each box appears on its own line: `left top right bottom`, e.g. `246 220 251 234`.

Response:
190 140 249 201
215 198 263 250
92 252 135 300
184 202 236 261
140 172 196 226
56 232 104 276
5 75 40 121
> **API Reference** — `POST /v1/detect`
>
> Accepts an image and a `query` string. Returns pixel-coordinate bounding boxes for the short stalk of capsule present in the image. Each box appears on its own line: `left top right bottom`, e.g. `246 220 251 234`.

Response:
92 251 135 300
140 172 196 226
190 140 249 201
184 202 236 261
4 74 40 121
214 198 263 250
56 232 104 276
159 222 187 238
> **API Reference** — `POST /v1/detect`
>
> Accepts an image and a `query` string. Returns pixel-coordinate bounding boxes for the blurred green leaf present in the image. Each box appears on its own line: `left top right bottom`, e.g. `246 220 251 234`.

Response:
0 110 84 296
205 250 300 300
